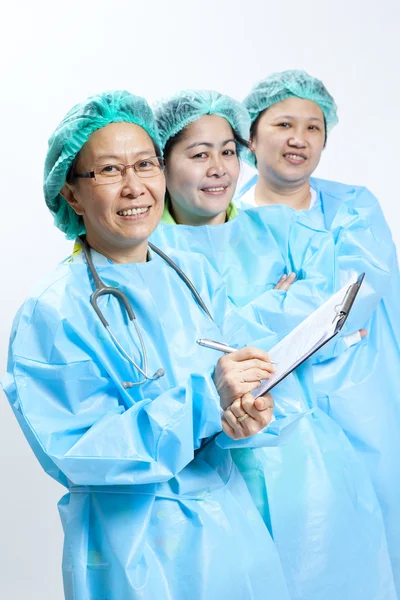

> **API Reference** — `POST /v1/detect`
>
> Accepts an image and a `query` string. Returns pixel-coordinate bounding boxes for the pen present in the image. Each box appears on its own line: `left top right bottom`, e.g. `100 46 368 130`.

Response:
197 338 238 353
196 338 277 363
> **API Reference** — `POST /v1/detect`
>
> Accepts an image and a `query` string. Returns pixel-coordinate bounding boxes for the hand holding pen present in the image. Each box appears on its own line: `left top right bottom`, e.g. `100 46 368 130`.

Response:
197 340 275 410
199 340 276 439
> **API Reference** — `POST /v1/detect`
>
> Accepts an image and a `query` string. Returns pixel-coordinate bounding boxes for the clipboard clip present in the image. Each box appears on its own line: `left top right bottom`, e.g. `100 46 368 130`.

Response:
332 273 365 329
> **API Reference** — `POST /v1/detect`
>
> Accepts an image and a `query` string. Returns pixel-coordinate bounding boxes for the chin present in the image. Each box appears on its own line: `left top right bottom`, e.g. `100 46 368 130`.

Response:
280 169 311 183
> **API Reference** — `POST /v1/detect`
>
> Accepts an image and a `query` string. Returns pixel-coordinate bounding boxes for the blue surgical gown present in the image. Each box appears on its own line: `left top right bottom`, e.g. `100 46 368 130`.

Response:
150 221 397 600
3 245 293 600
237 174 400 591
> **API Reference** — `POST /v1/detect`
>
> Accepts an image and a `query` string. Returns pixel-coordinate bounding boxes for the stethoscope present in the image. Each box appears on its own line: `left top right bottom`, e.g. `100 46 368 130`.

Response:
80 237 213 389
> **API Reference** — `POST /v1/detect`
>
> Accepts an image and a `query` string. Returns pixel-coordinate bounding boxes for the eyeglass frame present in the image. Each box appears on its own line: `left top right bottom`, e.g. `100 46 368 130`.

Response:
70 156 165 183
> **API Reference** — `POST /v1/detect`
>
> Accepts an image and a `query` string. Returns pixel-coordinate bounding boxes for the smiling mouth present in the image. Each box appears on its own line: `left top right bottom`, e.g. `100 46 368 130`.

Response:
117 207 150 217
283 153 307 163
200 185 229 195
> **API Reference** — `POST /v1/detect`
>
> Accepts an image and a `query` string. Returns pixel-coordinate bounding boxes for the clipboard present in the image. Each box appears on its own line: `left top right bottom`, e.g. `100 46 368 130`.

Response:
252 272 365 398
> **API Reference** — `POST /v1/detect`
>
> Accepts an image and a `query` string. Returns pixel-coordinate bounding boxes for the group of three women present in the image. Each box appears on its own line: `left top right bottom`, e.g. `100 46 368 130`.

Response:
3 70 400 599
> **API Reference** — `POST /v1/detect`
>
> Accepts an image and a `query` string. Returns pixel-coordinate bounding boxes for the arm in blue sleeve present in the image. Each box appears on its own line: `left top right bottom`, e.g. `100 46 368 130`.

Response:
198 261 311 449
234 223 335 339
313 188 396 364
8 356 222 487
331 186 395 333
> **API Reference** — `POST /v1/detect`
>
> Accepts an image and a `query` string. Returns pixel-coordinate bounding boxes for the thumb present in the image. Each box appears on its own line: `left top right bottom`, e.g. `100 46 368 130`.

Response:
254 396 267 411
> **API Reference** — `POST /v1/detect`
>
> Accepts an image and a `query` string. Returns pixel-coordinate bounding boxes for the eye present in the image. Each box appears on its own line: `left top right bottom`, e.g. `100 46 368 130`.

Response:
191 152 208 159
277 122 291 128
99 164 121 175
137 159 154 169
308 125 320 131
222 149 237 156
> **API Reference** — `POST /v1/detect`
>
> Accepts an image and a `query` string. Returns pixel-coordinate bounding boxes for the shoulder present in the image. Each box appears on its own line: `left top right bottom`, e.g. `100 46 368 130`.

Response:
311 176 366 196
311 177 381 209
163 248 221 286
9 261 89 359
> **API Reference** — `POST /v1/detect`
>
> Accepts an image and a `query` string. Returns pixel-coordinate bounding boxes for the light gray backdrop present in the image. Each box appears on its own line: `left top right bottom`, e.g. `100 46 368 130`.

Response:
1 0 399 597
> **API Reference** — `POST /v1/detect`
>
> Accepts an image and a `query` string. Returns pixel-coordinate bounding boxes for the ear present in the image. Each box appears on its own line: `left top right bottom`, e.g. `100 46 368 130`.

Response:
248 130 256 153
248 139 256 154
60 183 85 216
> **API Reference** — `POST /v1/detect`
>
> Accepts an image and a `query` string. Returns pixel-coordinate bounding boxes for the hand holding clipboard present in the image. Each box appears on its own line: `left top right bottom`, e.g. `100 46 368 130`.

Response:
198 273 365 397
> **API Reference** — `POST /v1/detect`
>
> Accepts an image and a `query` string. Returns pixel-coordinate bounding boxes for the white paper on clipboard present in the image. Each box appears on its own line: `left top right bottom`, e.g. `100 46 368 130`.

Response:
252 273 363 398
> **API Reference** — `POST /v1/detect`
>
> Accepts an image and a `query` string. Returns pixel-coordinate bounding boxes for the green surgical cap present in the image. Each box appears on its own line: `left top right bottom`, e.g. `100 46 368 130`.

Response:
153 89 250 155
244 69 338 131
44 90 162 239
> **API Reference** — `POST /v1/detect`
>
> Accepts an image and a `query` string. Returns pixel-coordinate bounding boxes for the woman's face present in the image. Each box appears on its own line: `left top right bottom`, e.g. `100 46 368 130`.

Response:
165 114 240 224
250 97 326 188
63 122 165 254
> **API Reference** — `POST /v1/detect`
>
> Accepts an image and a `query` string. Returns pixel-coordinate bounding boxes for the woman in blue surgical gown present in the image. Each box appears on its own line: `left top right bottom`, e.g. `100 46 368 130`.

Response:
2 90 293 600
236 69 400 592
149 90 397 600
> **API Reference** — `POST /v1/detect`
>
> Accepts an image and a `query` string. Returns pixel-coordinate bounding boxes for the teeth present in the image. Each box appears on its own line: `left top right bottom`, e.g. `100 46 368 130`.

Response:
203 187 226 192
286 154 305 160
118 207 149 216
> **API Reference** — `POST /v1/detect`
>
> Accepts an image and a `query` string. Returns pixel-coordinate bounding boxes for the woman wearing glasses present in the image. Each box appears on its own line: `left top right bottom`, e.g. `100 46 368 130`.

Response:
2 90 295 600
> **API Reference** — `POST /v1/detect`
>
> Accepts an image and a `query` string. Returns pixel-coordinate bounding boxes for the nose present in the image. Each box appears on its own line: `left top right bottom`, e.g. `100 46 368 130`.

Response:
287 127 307 148
121 166 146 198
206 156 226 177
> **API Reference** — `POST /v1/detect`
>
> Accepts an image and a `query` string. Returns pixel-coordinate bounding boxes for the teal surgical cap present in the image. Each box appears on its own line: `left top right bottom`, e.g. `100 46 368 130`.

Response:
244 69 338 131
243 70 338 166
44 90 162 239
153 89 250 155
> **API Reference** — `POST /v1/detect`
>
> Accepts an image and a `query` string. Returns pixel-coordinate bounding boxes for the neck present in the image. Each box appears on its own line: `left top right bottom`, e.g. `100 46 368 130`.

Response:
255 176 311 211
170 202 227 226
85 234 149 264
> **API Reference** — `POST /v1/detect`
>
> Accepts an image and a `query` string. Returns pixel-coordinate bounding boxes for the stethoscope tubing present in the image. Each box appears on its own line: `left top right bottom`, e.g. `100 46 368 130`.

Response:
80 237 213 387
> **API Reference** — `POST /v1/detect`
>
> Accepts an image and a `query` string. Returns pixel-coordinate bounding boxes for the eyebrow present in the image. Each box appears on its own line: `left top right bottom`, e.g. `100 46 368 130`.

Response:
185 138 236 151
272 115 324 123
93 150 156 161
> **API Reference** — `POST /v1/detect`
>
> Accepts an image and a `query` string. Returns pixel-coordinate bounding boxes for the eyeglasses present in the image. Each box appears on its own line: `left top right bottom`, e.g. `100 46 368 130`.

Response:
72 156 165 184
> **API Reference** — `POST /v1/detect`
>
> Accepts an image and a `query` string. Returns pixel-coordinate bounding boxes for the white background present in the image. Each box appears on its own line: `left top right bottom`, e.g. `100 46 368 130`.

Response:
1 1 399 597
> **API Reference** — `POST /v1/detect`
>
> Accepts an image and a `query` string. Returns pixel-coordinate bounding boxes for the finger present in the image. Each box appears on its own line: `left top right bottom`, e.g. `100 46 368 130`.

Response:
241 392 274 420
279 272 296 291
254 393 274 412
274 274 287 290
222 419 241 440
222 408 245 437
226 400 260 437
237 406 272 435
225 398 272 438
240 367 275 384
359 328 368 338
224 378 268 402
226 346 273 364
237 358 276 373
229 399 248 419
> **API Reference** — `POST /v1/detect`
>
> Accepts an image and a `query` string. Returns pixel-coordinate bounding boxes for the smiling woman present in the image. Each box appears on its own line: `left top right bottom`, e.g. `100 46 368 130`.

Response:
249 97 326 208
154 89 250 226
61 122 166 263
236 69 400 592
1 90 293 600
